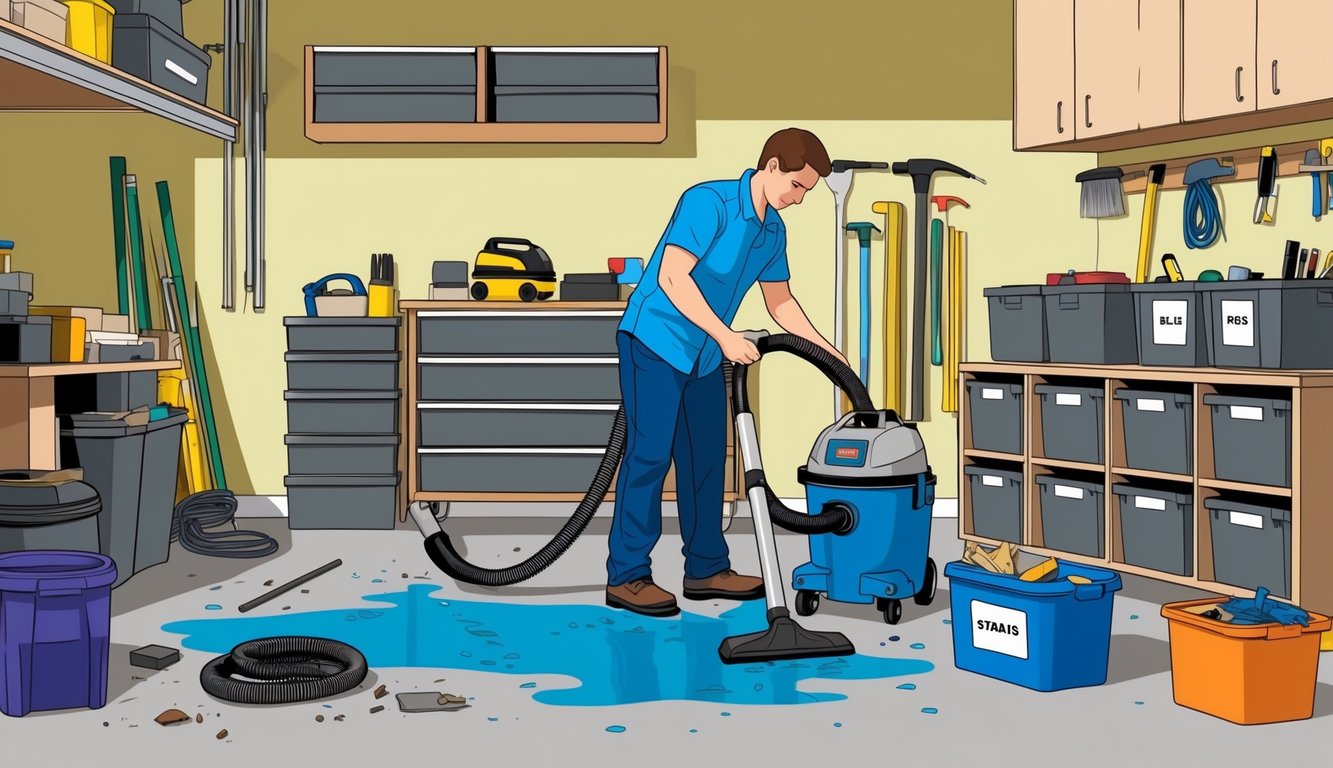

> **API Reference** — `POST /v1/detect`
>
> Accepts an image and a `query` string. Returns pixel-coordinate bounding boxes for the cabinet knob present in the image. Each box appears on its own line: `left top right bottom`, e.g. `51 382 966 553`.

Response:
1235 66 1245 102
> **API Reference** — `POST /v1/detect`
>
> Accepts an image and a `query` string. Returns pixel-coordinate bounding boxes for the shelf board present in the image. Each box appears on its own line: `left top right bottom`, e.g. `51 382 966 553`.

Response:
0 359 182 378
963 448 1023 462
961 361 1333 388
1198 477 1293 498
306 121 668 144
1111 466 1193 484
0 19 236 140
401 300 626 310
1032 456 1103 473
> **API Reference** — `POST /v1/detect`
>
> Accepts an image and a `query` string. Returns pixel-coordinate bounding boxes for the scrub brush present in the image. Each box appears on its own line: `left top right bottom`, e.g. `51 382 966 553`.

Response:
1076 167 1126 218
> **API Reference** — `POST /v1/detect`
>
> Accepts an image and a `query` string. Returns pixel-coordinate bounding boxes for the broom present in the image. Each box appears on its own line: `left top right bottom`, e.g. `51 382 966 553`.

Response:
1076 167 1126 218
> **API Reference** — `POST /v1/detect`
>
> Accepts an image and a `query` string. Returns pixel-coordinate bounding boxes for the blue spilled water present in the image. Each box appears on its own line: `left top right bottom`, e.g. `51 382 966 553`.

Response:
163 584 933 707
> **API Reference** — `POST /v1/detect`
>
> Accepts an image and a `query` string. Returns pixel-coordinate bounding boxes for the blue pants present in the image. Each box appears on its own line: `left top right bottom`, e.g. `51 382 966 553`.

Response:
608 331 729 586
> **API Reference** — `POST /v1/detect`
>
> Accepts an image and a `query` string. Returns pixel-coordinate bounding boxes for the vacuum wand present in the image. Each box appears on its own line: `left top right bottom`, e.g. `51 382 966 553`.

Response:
892 159 986 421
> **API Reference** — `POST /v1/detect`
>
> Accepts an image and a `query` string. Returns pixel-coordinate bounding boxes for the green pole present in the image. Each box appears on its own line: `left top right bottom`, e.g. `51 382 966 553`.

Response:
109 157 130 315
124 175 154 331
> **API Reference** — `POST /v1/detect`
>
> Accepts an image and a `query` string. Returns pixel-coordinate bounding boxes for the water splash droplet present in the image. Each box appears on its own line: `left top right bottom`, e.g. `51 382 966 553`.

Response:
689 729 698 734
897 683 916 690
520 682 537 689
942 619 952 625
910 643 926 650
720 711 731 717
889 635 900 642
204 604 222 611
1130 614 1140 620
371 579 384 584
921 707 938 715
833 722 842 728
209 585 222 591
487 717 498 722
605 725 626 733
1134 701 1144 706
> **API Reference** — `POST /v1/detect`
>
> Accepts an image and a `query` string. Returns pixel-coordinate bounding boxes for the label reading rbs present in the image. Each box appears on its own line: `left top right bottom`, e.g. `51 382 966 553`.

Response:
971 600 1029 659
1221 300 1255 348
1152 300 1188 346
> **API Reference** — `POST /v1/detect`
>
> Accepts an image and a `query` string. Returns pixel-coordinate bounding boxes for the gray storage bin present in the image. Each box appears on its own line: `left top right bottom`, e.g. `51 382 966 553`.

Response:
107 0 182 34
111 14 210 104
491 49 659 87
285 434 399 476
284 352 400 391
1114 484 1192 575
1132 282 1211 367
0 475 101 554
284 390 400 435
984 285 1047 362
1115 388 1193 475
1205 497 1291 598
419 452 604 493
0 317 51 363
314 49 477 86
963 465 1023 543
89 341 154 363
285 317 399 352
419 361 619 402
56 371 157 414
492 86 659 123
1035 384 1104 464
1043 284 1138 364
1206 280 1333 369
285 474 398 530
965 380 1023 454
418 405 618 448
0 289 30 315
1203 394 1291 487
313 87 477 123
418 312 619 356
1036 475 1104 558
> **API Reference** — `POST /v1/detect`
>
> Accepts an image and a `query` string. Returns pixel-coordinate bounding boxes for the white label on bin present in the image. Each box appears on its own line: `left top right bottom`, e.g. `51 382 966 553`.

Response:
1230 511 1265 529
981 475 1004 487
1055 393 1082 407
981 388 1004 401
1135 496 1168 511
1152 300 1189 346
1135 398 1166 412
1221 300 1255 347
1230 405 1264 422
1053 484 1085 500
164 59 199 85
971 600 1029 659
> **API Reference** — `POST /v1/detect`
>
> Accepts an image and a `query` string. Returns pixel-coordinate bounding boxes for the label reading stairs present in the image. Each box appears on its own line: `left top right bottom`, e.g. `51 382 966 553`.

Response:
1152 300 1188 346
971 600 1028 659
1221 300 1255 348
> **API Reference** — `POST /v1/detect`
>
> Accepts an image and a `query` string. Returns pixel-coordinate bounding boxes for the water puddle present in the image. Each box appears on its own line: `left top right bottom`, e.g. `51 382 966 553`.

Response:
163 584 933 707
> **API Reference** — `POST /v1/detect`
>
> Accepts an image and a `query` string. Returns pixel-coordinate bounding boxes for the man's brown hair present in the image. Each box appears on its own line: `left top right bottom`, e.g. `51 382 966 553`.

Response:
756 128 832 177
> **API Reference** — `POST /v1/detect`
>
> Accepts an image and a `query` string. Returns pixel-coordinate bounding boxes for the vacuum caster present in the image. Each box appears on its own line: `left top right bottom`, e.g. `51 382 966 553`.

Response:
795 590 820 617
877 597 903 625
470 282 488 300
914 558 937 607
519 283 538 302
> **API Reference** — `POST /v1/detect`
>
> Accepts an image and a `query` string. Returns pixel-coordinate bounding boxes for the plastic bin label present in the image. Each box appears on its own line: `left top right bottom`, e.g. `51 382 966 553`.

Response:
1135 398 1165 412
981 475 1004 487
971 600 1029 659
1229 510 1264 529
165 59 199 85
1053 484 1085 500
1055 393 1081 407
1230 405 1263 422
1152 300 1189 346
1134 495 1167 511
981 387 1004 400
1220 300 1255 347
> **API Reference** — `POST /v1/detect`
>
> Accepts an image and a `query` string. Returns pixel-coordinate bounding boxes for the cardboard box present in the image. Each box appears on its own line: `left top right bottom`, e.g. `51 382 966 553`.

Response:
101 313 130 333
29 305 104 332
139 329 181 361
10 0 68 44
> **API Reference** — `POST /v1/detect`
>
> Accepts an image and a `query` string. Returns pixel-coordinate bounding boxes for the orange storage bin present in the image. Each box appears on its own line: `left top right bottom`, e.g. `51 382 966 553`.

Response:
1162 598 1330 725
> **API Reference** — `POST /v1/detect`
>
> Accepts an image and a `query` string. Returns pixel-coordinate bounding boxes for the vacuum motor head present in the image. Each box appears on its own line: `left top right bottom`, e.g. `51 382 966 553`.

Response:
805 410 928 481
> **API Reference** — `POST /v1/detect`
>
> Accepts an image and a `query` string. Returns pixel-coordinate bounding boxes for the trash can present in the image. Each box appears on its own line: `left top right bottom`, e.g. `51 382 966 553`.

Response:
1131 282 1211 367
1042 283 1138 365
984 285 1047 362
0 551 116 716
1114 388 1193 475
1036 475 1104 558
1162 598 1330 725
965 380 1023 455
0 471 102 553
1207 280 1333 369
1203 394 1291 487
1114 484 1192 575
60 409 187 587
1204 497 1292 599
963 465 1023 544
1034 384 1104 464
945 560 1121 691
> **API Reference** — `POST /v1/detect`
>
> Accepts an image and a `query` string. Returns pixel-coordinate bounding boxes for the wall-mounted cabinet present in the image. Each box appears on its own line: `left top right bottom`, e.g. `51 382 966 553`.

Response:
305 45 667 143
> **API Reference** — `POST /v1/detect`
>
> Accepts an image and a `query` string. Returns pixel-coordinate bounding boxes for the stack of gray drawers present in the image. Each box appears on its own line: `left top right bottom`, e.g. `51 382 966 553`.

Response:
311 47 479 124
283 317 401 529
490 47 661 123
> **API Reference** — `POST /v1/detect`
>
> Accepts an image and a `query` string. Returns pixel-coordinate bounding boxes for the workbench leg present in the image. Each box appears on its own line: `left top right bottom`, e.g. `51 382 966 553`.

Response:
0 378 57 470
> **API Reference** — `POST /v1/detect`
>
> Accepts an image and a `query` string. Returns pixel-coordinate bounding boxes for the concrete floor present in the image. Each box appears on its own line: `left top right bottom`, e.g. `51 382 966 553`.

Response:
7 515 1333 766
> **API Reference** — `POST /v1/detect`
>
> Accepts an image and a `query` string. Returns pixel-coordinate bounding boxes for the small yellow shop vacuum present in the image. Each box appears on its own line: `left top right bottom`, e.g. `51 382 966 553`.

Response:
470 237 556 302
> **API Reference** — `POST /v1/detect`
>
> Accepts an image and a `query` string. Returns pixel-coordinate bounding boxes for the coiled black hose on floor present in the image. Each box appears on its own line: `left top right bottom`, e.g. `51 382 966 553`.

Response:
171 490 280 558
200 636 368 705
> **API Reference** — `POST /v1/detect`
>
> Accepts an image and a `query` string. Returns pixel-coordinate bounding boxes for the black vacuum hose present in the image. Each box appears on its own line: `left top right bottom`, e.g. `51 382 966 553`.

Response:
199 636 368 705
171 490 281 558
424 332 874 585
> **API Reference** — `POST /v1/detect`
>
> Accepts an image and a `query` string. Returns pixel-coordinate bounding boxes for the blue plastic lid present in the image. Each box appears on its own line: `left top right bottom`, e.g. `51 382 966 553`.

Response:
944 559 1122 599
0 551 117 593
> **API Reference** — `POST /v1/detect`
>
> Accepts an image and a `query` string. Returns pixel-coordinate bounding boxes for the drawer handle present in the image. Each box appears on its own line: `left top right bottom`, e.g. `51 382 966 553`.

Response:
1056 100 1063 134
165 59 199 85
1235 66 1244 102
1084 94 1092 128
1271 59 1280 95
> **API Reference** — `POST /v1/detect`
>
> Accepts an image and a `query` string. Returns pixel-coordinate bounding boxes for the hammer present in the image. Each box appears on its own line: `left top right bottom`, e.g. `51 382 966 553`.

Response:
930 196 970 367
892 159 985 421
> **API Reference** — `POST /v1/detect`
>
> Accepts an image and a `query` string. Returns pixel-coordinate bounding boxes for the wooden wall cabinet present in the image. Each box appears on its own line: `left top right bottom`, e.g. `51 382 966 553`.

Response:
1257 0 1333 111
1014 0 1074 148
1182 0 1255 121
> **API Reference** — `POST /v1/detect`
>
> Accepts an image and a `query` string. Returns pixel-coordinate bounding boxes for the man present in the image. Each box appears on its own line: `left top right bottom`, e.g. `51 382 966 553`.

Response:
608 127 849 617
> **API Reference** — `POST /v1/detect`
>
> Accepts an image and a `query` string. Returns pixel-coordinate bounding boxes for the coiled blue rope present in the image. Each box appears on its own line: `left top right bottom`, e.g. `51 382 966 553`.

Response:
1184 179 1224 249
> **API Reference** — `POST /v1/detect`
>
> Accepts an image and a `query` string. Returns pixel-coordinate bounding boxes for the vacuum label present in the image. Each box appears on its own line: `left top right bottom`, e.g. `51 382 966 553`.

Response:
1152 300 1188 346
971 600 1028 659
825 440 868 467
1135 398 1165 412
1220 300 1255 347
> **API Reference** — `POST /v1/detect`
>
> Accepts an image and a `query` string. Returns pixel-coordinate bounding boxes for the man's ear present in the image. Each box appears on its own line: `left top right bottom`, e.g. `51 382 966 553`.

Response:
766 158 779 173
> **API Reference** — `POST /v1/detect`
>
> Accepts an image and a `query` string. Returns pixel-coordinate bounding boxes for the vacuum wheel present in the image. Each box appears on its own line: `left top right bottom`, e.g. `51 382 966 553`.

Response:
470 282 488 300
519 282 538 302
914 558 937 606
877 597 903 625
795 590 820 617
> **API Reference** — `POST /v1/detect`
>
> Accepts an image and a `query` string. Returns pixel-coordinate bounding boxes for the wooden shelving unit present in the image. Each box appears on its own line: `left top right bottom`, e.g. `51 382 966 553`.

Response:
959 361 1333 615
0 19 237 140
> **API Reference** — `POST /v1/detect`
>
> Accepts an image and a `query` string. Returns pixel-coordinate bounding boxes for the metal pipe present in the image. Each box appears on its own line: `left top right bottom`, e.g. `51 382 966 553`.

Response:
242 0 254 296
221 0 236 309
252 0 267 310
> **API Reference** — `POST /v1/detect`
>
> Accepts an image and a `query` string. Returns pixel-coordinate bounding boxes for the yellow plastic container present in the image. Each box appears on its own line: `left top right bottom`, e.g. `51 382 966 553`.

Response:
63 0 114 64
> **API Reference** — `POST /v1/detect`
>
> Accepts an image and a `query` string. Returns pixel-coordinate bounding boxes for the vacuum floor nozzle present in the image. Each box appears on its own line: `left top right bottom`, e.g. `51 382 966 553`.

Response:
718 608 854 664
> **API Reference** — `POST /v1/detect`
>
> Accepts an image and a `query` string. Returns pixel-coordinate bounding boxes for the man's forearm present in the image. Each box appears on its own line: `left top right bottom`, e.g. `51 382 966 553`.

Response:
769 296 839 356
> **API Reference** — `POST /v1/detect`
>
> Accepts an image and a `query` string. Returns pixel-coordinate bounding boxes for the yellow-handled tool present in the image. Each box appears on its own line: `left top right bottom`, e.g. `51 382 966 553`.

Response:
943 229 966 414
872 201 906 414
368 253 396 317
1136 164 1166 283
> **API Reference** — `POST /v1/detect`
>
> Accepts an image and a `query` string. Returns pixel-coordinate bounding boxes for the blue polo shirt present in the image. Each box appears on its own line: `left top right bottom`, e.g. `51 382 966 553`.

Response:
620 168 790 376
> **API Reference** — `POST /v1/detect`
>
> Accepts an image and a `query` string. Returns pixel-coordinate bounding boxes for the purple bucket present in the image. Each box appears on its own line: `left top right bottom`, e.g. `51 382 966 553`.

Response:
0 550 117 717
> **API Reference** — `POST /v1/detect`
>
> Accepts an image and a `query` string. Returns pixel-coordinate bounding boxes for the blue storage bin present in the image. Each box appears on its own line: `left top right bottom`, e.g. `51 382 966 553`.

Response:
944 559 1121 692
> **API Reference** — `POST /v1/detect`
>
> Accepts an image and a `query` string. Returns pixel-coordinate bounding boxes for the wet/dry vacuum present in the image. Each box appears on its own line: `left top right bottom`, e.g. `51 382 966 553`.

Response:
411 331 936 664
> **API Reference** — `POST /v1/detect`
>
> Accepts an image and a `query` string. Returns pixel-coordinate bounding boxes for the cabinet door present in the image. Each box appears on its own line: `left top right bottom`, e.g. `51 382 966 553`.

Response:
1182 0 1256 121
1014 0 1075 148
1258 0 1333 110
1074 0 1142 138
1137 0 1183 130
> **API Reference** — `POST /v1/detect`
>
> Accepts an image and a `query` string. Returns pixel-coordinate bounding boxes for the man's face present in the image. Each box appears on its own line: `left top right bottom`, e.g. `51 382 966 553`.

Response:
762 160 822 210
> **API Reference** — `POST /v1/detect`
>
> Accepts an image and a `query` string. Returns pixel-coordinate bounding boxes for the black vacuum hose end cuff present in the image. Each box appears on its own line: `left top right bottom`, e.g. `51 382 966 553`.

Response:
200 636 368 705
764 483 853 535
743 469 766 492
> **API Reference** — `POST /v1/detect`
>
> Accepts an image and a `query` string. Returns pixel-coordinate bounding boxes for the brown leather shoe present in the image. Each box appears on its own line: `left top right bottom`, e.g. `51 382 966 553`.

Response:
682 570 764 601
606 579 679 617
